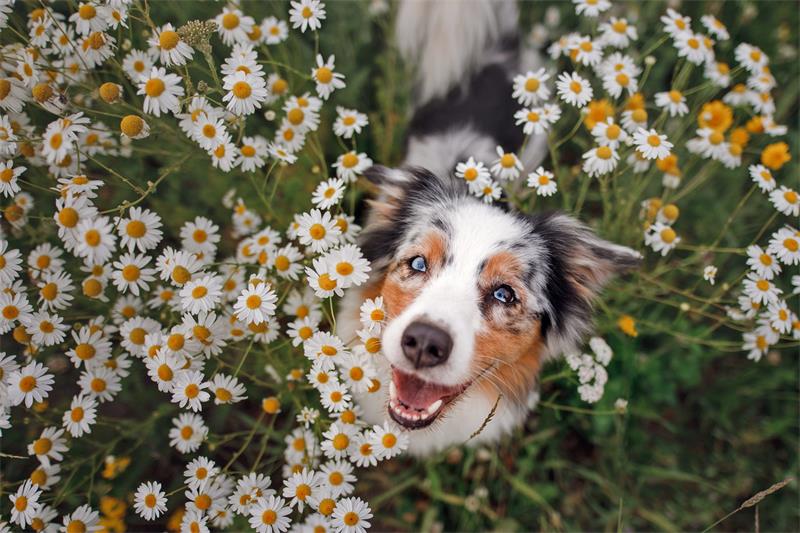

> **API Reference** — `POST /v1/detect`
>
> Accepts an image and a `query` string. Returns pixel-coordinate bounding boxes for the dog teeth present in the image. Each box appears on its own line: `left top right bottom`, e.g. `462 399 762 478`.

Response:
389 380 397 400
427 399 443 413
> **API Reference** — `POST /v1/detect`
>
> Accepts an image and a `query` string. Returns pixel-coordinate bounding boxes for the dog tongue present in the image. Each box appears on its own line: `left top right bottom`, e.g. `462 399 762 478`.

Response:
392 368 460 410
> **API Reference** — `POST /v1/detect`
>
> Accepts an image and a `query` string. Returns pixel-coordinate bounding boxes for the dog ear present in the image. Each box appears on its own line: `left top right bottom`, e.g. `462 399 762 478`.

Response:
362 165 413 224
531 212 641 356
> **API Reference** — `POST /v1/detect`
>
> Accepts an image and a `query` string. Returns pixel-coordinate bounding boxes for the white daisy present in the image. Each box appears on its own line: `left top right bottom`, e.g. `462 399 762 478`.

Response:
138 66 184 117
134 481 167 521
556 71 593 107
234 282 278 324
289 0 326 33
633 128 673 160
62 394 98 437
527 167 558 196
311 54 345 100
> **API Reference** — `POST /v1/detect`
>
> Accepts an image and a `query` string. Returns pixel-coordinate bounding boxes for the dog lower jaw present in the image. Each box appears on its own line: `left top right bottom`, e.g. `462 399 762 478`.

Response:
387 368 471 430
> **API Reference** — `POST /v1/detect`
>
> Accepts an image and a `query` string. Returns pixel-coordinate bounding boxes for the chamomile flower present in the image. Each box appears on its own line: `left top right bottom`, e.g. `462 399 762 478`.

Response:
283 469 322 511
234 282 277 324
661 9 692 38
249 495 292 533
290 0 326 33
112 253 155 296
138 66 184 117
307 257 342 298
326 244 370 288
370 422 408 459
573 0 610 17
122 49 156 82
746 245 782 280
180 274 223 315
514 106 552 136
769 186 799 217
735 43 768 74
333 107 368 138
312 178 346 209
223 70 268 116
0 159 24 197
68 326 112 368
644 222 680 256
359 297 385 330
149 23 193 66
238 135 269 171
655 90 689 117
134 481 167 521
767 227 800 266
703 265 718 285
742 273 782 305
28 426 68 467
527 166 558 196
9 480 42 528
311 54 345 100
491 146 523 181
321 422 357 460
767 301 793 335
185 457 218 491
333 151 372 182
79 365 121 403
556 71 593 108
169 412 208 454
215 6 255 46
477 179 503 204
61 505 100 533
591 119 627 148
75 215 117 264
62 394 98 437
320 381 352 413
23 310 69 346
674 32 708 65
511 68 551 106
453 157 489 193
0 240 22 284
331 497 372 533
701 15 729 40
633 128 673 160
582 145 619 177
599 17 638 48
37 271 75 311
273 244 304 280
171 370 209 412
297 209 341 253
319 460 356 498
264 16 289 44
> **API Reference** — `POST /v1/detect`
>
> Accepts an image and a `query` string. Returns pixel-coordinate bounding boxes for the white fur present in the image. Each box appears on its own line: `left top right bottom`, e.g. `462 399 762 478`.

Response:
404 127 497 181
340 202 539 456
396 0 519 106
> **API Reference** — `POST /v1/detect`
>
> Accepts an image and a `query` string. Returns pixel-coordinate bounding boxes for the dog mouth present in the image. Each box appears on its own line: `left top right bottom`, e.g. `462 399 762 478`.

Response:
388 367 470 429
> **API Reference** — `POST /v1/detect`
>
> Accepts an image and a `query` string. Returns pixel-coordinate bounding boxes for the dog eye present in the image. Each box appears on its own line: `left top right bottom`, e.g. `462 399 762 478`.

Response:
409 256 427 273
492 285 516 304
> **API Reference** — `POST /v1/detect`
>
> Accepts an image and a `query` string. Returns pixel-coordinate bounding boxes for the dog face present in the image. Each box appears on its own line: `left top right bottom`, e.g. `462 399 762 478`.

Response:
360 166 640 430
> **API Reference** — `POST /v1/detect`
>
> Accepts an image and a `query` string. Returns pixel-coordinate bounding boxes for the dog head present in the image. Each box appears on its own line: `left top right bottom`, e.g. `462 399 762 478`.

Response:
360 165 640 429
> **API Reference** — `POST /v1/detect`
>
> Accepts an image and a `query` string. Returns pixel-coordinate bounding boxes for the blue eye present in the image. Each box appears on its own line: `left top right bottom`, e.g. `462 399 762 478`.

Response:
410 256 427 272
493 285 516 304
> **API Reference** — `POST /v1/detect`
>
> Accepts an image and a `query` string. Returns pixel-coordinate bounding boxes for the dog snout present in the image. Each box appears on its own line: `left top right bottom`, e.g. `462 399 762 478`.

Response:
401 321 453 368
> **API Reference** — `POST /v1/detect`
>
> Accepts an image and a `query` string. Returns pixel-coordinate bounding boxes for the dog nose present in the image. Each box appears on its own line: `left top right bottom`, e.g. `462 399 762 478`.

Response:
401 321 453 368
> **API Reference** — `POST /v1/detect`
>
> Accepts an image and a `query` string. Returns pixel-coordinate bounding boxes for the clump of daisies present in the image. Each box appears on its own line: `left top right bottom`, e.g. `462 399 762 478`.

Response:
453 0 796 404
0 1 410 531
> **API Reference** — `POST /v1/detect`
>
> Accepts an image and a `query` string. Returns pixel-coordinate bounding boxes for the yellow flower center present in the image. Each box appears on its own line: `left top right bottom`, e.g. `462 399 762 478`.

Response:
660 228 676 244
159 30 180 50
33 437 52 455
144 78 165 98
222 12 240 30
122 264 140 282
232 81 252 99
596 146 612 160
316 67 333 84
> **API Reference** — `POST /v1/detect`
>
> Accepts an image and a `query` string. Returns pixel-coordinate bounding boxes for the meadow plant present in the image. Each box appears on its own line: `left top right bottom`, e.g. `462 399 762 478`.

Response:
0 0 796 531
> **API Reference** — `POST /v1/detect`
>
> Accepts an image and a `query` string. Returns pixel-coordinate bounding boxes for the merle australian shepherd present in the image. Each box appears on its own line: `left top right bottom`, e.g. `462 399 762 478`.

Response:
338 0 640 456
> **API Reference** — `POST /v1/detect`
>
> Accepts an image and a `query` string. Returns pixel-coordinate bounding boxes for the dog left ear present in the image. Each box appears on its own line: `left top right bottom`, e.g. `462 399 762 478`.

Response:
531 212 641 355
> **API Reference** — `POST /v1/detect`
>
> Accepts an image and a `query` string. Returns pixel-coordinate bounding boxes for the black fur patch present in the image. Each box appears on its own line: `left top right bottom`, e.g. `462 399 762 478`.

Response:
406 37 523 155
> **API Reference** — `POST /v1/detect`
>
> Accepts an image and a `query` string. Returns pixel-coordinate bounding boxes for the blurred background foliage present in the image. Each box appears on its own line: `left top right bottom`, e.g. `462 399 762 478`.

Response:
4 0 799 531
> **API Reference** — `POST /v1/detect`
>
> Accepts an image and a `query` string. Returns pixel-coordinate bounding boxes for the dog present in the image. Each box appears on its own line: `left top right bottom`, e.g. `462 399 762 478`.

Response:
337 0 640 456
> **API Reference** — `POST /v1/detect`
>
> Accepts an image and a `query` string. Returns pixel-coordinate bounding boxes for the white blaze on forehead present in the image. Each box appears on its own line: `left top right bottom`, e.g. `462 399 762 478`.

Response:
382 200 532 386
